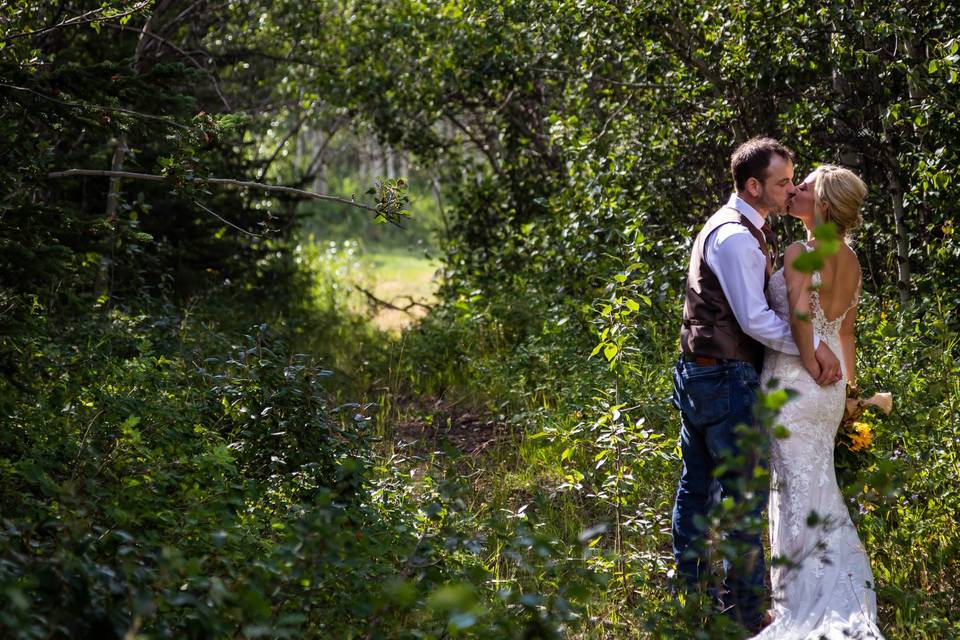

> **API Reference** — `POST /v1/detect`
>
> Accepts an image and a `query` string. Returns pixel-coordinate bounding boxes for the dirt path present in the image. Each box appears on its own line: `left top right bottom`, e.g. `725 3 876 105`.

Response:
391 396 509 455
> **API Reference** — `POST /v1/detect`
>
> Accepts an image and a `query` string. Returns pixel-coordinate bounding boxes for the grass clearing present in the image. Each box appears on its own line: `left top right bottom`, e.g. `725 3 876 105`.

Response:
361 251 440 332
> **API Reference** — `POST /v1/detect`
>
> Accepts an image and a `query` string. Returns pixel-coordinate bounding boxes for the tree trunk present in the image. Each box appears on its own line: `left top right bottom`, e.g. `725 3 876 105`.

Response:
886 163 912 304
93 0 173 304
93 138 127 302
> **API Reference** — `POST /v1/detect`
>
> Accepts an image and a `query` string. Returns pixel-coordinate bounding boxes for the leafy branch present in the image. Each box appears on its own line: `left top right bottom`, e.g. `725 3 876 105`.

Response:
0 0 152 44
0 82 189 130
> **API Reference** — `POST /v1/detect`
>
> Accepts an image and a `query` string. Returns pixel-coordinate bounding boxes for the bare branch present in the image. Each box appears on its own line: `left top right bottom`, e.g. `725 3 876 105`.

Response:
355 286 433 315
529 66 673 90
156 0 207 39
47 169 381 213
134 0 173 72
662 15 749 141
257 112 310 182
443 109 503 175
104 23 232 111
288 120 344 189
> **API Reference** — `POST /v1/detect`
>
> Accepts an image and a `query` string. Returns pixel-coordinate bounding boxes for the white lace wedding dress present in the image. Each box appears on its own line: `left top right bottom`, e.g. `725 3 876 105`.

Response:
752 248 884 640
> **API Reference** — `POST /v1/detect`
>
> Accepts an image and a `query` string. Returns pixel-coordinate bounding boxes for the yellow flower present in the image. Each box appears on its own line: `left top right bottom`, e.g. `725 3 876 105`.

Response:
848 422 873 452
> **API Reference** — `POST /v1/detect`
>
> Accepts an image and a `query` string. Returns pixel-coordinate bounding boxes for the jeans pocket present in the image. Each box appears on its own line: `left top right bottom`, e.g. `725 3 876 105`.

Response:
731 364 761 416
737 362 760 388
676 366 731 429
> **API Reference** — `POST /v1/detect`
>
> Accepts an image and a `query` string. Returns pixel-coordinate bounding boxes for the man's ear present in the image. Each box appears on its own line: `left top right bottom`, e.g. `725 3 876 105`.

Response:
745 177 762 198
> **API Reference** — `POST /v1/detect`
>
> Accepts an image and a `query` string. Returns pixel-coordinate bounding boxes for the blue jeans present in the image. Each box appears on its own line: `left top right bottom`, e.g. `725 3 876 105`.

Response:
670 357 768 630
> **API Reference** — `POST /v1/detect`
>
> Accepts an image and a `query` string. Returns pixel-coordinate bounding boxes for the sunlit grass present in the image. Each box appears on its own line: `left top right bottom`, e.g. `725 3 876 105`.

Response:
360 251 440 332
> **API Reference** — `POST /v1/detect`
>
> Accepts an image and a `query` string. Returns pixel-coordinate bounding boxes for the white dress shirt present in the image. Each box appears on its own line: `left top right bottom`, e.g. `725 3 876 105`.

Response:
704 194 818 355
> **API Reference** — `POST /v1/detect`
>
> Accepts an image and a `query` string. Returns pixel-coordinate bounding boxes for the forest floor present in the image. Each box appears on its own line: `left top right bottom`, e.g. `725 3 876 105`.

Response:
391 394 510 455
361 252 511 453
351 250 505 452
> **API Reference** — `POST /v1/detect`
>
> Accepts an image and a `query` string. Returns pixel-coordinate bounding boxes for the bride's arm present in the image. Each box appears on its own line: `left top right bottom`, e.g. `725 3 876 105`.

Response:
783 243 820 379
838 280 860 386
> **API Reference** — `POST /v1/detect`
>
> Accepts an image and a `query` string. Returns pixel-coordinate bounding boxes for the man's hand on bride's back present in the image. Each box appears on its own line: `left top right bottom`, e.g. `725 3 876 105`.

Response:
814 343 842 386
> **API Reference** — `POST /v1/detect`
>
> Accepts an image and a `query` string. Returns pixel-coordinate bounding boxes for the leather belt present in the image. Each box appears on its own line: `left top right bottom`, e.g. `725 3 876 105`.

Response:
682 354 721 366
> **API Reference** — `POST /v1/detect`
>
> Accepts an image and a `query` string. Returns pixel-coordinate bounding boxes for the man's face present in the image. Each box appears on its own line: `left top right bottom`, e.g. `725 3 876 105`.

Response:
754 155 796 215
788 170 818 222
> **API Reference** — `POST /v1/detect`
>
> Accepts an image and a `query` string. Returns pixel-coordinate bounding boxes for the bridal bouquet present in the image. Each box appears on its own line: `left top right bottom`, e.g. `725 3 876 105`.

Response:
835 386 893 478
839 385 893 452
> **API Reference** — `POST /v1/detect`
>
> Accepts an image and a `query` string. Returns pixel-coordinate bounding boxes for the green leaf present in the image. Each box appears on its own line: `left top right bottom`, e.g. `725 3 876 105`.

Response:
603 343 618 361
429 583 477 612
773 425 791 439
791 249 824 273
763 389 790 410
813 222 839 243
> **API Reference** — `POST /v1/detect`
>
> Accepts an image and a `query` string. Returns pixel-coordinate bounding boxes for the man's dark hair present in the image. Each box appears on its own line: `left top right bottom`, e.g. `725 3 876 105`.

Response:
730 137 794 192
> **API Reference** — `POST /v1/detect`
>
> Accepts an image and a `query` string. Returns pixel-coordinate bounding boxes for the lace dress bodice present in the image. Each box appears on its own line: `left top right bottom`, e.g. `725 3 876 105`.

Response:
766 263 860 358
752 250 882 640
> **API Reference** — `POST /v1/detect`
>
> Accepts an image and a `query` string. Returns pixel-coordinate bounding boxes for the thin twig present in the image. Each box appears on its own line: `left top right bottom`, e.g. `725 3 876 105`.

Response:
584 91 637 146
443 109 502 175
192 199 267 239
72 409 105 480
529 66 671 89
156 0 205 39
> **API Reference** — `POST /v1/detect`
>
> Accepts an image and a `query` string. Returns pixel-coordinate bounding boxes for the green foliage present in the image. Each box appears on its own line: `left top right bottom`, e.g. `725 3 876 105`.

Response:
3 0 960 638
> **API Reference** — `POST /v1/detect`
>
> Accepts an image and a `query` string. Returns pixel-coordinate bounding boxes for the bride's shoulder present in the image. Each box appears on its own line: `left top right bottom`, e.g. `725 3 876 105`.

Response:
840 245 862 286
784 240 810 254
782 241 810 262
838 241 859 260
834 242 861 272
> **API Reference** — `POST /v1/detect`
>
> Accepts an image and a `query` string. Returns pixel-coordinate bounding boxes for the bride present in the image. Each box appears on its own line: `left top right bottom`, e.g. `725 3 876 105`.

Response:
752 165 884 639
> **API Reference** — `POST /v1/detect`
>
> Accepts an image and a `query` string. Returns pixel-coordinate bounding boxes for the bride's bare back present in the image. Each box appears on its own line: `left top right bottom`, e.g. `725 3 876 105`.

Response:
810 241 861 322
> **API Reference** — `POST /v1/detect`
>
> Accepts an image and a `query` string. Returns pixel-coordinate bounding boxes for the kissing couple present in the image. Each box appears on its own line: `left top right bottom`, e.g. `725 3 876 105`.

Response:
671 137 885 638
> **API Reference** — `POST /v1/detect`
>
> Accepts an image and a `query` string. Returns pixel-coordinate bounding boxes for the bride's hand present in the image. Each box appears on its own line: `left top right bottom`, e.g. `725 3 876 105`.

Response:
813 342 842 386
802 357 822 381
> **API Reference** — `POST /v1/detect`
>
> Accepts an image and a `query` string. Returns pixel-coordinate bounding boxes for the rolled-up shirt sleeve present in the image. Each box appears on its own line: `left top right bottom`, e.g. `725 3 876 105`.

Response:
705 226 817 356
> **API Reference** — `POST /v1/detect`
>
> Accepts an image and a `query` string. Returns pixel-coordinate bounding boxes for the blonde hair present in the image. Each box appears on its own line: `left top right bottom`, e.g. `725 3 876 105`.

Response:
813 164 867 233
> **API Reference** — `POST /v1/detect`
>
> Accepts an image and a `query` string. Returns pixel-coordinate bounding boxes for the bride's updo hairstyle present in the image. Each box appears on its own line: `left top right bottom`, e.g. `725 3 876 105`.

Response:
813 164 867 234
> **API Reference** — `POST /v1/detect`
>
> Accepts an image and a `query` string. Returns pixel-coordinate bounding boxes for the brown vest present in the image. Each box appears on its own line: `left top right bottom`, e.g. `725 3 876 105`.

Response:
679 206 774 371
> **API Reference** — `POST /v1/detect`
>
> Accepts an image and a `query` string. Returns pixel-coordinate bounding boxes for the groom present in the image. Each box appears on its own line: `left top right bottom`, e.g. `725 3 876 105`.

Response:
670 137 842 631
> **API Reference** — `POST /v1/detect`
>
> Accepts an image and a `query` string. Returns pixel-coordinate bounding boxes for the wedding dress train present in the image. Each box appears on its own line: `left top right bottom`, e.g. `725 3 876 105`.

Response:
752 249 883 640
